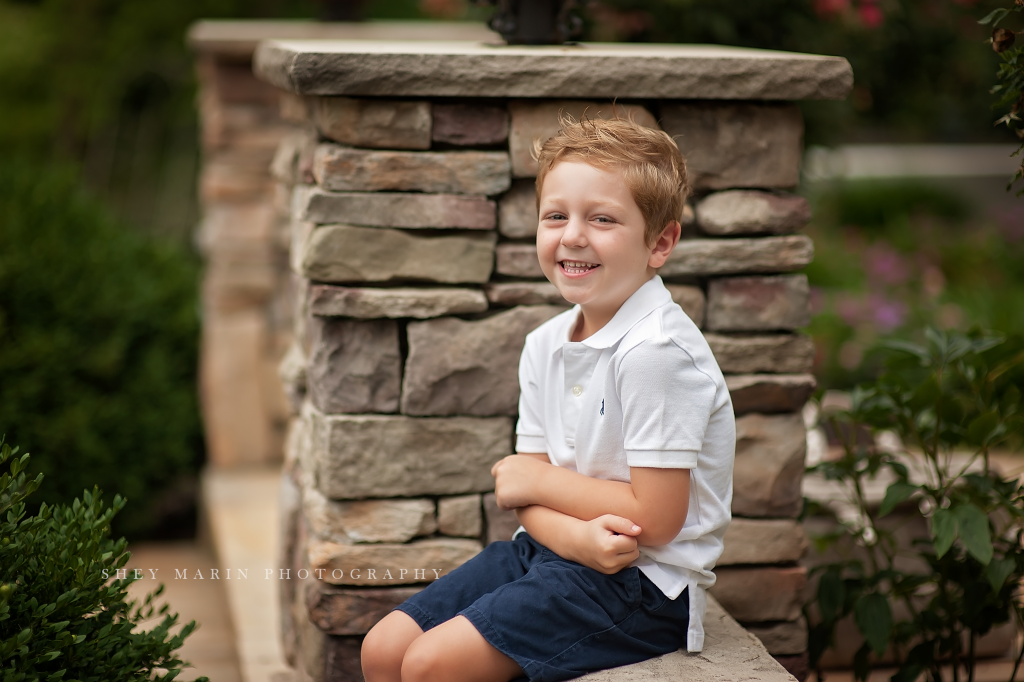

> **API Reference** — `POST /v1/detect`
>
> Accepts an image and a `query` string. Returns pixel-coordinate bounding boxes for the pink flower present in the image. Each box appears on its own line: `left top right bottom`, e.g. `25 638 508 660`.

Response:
857 0 884 28
869 294 907 332
814 0 850 18
864 243 909 286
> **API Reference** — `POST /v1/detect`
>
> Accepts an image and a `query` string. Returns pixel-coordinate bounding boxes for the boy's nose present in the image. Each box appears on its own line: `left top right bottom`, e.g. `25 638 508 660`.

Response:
560 217 588 247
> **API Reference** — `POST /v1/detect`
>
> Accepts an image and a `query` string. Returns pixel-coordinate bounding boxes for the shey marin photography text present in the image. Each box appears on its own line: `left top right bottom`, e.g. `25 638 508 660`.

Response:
103 567 445 581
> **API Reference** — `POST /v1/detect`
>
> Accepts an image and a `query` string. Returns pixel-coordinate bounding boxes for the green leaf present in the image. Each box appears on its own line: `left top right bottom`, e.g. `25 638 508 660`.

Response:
968 411 1000 445
985 557 1015 591
818 570 845 623
979 8 1010 26
953 504 993 565
879 482 918 517
932 507 956 559
855 593 893 658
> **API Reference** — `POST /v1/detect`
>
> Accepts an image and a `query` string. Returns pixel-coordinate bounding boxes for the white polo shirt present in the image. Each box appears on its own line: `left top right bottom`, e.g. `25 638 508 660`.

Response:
515 275 735 653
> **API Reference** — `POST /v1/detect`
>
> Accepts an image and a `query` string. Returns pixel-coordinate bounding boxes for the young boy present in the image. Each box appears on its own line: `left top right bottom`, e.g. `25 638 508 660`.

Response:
361 116 735 682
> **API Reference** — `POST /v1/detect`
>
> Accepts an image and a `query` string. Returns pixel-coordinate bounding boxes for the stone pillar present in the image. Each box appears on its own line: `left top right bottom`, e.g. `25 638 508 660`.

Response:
255 40 852 682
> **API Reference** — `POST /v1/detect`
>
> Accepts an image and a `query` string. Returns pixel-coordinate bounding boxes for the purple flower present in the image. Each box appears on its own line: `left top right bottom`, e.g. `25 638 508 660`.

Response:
869 294 907 331
864 243 910 286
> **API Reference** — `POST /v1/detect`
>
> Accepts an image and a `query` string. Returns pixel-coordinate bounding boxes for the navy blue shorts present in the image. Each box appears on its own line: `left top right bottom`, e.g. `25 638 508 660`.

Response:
394 533 689 682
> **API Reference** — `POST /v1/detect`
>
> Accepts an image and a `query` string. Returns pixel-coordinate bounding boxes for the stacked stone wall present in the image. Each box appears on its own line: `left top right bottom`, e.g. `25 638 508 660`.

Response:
272 93 818 682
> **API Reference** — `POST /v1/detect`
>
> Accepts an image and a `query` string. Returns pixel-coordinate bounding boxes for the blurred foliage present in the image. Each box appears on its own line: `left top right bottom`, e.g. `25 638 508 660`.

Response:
803 178 1024 390
0 161 203 539
805 330 1024 681
584 0 1018 147
1 439 208 681
980 3 1024 194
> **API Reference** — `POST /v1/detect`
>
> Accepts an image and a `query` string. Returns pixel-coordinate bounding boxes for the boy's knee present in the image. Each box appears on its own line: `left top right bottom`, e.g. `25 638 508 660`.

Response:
401 637 448 682
362 616 409 679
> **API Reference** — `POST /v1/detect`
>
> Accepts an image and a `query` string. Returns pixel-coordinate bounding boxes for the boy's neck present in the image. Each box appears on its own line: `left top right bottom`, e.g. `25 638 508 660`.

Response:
569 274 655 343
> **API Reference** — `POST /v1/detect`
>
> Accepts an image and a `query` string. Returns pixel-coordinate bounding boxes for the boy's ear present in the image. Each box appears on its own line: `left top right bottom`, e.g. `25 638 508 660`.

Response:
648 220 681 269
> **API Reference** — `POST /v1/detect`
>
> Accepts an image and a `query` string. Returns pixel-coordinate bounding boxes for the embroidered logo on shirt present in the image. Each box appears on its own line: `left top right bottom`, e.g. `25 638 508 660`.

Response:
600 399 605 416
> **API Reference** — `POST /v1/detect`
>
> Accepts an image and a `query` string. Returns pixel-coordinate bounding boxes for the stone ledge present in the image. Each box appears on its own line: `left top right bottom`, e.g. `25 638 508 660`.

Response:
719 519 808 566
306 407 513 499
299 188 497 229
254 40 852 101
308 285 489 318
661 236 814 278
579 595 795 682
726 374 817 415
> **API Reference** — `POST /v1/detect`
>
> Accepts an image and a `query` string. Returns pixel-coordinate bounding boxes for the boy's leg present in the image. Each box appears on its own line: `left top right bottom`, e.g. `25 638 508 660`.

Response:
361 611 424 682
401 615 524 682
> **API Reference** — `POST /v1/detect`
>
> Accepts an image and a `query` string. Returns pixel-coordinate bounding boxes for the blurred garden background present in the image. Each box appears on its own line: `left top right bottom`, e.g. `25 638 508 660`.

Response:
0 0 1022 540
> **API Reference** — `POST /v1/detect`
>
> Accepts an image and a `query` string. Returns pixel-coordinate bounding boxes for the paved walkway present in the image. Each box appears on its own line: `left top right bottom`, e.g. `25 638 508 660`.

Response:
125 542 243 682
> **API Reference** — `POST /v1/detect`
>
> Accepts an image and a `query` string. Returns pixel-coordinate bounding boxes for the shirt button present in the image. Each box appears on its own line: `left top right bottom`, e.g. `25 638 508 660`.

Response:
571 385 583 397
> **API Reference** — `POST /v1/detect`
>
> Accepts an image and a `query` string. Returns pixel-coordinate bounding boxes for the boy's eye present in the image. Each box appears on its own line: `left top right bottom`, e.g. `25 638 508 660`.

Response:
545 212 567 221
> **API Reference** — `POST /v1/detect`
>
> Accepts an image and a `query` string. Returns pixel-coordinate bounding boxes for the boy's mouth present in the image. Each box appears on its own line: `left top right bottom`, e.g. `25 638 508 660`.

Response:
559 260 600 275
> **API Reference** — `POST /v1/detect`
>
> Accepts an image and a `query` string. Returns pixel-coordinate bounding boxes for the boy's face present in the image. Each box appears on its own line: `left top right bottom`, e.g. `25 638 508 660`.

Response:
537 160 673 323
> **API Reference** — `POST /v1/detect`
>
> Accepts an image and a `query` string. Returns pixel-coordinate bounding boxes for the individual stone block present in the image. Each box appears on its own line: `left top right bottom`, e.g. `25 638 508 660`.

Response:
660 102 803 190
402 306 564 416
299 188 496 229
496 243 544 279
746 620 808 656
483 492 521 544
309 409 513 499
509 100 659 177
438 494 483 538
309 537 482 585
313 145 511 196
726 374 817 415
733 413 806 518
660 235 814 277
719 519 808 566
324 635 365 682
484 282 568 307
774 652 810 682
711 567 807 623
432 103 509 146
314 97 431 150
665 284 705 328
270 128 317 186
308 285 488 319
307 583 422 635
278 342 307 415
696 190 811 236
498 179 538 238
303 487 436 543
306 317 401 414
301 225 496 284
706 275 811 332
705 333 816 374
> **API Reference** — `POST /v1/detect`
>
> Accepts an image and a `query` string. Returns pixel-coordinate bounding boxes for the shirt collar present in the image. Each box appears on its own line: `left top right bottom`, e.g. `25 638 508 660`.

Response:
560 276 672 351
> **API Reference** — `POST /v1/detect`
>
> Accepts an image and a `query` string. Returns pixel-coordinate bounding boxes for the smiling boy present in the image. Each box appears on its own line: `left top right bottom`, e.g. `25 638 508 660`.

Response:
361 115 735 682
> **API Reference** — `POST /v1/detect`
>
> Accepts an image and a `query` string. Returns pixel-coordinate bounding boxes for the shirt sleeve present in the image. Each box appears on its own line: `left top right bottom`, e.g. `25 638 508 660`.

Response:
617 337 718 469
515 334 548 454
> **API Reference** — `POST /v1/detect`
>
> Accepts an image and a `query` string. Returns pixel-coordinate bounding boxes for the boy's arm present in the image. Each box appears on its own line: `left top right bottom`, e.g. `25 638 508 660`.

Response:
492 455 690 546
514 504 641 574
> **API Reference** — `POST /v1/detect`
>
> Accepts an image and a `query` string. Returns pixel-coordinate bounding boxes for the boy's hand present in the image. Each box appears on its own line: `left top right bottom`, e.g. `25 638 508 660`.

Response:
491 454 549 509
571 515 642 575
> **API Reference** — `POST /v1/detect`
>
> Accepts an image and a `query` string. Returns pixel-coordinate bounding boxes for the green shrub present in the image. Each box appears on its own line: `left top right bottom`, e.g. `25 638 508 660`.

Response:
805 330 1024 682
0 438 209 681
0 161 203 538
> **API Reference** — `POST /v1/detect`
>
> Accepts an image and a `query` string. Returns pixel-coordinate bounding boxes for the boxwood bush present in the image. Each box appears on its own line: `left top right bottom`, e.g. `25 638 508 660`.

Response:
0 161 203 538
0 439 208 681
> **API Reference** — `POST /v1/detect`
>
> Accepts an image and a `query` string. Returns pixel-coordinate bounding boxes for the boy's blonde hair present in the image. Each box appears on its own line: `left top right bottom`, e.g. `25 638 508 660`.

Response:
534 113 689 246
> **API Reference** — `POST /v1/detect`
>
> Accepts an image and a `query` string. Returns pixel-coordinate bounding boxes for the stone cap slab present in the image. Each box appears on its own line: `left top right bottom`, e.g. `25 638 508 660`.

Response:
188 20 498 58
579 595 795 681
254 40 853 100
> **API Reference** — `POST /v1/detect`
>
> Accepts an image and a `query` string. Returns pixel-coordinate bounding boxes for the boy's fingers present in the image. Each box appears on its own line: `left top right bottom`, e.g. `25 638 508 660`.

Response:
600 515 642 536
